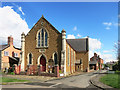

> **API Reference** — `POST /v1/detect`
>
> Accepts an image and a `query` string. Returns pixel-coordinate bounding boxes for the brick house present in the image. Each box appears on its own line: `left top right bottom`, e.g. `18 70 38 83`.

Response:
20 15 89 76
0 36 21 72
89 53 104 70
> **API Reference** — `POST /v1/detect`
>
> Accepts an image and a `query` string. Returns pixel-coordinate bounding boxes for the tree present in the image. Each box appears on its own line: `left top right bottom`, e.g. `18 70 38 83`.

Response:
114 41 120 71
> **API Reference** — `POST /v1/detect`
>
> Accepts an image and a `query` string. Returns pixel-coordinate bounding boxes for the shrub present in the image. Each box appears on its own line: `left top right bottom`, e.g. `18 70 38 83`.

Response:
59 70 62 73
10 72 15 75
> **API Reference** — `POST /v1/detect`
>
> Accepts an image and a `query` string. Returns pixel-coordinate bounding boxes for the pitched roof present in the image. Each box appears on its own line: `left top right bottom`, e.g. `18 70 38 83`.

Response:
26 15 60 37
13 46 21 50
66 38 89 52
0 44 9 51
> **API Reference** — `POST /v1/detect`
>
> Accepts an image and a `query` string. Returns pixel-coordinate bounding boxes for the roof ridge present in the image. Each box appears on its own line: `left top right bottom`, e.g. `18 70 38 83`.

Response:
66 38 87 40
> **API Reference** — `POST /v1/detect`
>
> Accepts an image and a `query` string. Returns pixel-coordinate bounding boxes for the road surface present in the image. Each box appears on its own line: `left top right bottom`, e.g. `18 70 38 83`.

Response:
2 70 106 89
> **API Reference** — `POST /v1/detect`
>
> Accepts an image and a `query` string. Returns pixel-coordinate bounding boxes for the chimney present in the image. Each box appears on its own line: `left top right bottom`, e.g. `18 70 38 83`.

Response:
8 36 13 45
94 53 97 57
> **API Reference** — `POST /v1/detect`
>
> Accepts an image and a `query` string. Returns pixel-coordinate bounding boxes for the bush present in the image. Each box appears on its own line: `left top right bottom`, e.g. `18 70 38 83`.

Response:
59 70 62 73
10 72 15 75
112 61 120 71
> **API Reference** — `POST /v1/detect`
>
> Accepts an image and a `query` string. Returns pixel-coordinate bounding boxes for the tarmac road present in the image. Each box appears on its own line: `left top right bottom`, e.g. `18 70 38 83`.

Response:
2 70 107 89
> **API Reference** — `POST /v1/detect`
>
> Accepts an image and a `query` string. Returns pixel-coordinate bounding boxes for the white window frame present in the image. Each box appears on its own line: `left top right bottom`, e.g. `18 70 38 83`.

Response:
14 53 18 57
4 51 9 56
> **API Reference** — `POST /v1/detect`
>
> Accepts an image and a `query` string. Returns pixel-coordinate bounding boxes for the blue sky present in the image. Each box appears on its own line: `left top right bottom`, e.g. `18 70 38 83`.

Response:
0 2 118 62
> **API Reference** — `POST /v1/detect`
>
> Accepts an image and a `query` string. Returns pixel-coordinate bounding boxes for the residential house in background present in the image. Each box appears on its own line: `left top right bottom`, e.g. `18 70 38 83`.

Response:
89 53 104 70
106 61 117 70
0 36 21 72
20 15 89 76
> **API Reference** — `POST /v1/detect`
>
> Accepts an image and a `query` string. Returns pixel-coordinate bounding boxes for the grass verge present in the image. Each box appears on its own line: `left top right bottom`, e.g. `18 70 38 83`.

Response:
99 74 120 89
0 77 29 83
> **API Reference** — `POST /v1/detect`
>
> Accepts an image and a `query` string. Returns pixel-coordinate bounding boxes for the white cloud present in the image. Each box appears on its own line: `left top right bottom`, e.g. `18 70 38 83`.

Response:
103 22 112 30
73 26 77 31
89 38 102 51
76 34 81 38
67 34 75 39
105 27 110 30
0 6 29 48
12 3 25 16
89 38 102 61
102 54 117 63
103 22 112 26
18 6 25 15
103 50 115 53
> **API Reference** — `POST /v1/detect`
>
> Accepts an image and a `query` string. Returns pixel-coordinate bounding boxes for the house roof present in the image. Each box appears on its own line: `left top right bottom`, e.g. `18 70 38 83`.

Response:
0 44 9 51
0 44 21 51
66 38 89 52
13 46 21 50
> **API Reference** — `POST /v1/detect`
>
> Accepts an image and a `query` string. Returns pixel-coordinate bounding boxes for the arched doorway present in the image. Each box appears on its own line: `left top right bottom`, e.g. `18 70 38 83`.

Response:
40 55 46 72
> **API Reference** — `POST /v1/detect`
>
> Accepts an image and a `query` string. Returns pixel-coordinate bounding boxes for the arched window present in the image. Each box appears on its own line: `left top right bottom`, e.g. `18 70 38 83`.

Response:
54 53 57 65
29 53 32 64
41 29 44 46
37 28 48 47
45 31 48 46
38 32 40 47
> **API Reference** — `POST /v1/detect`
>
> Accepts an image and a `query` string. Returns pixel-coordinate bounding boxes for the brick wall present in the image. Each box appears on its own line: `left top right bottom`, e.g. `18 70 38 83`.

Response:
76 52 89 72
24 17 62 71
66 42 76 75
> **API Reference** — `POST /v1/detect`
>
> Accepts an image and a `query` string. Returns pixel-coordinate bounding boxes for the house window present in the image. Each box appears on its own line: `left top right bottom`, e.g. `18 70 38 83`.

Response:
29 53 32 65
68 46 70 66
14 53 18 57
54 53 57 65
4 51 9 56
37 28 48 47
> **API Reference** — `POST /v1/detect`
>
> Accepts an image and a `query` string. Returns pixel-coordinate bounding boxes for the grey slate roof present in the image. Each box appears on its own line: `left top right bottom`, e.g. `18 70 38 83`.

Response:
66 38 89 52
0 44 9 51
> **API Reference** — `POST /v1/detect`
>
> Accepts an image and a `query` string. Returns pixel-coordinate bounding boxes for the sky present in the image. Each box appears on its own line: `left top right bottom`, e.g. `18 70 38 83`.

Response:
0 2 118 63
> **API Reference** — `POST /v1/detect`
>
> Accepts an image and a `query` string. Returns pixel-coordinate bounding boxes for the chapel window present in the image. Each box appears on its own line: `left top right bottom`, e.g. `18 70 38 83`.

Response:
29 53 32 65
37 28 48 47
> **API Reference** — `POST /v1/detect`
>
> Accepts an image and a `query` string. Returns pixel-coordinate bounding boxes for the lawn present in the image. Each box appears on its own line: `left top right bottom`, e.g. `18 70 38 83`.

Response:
100 74 120 89
0 77 29 83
